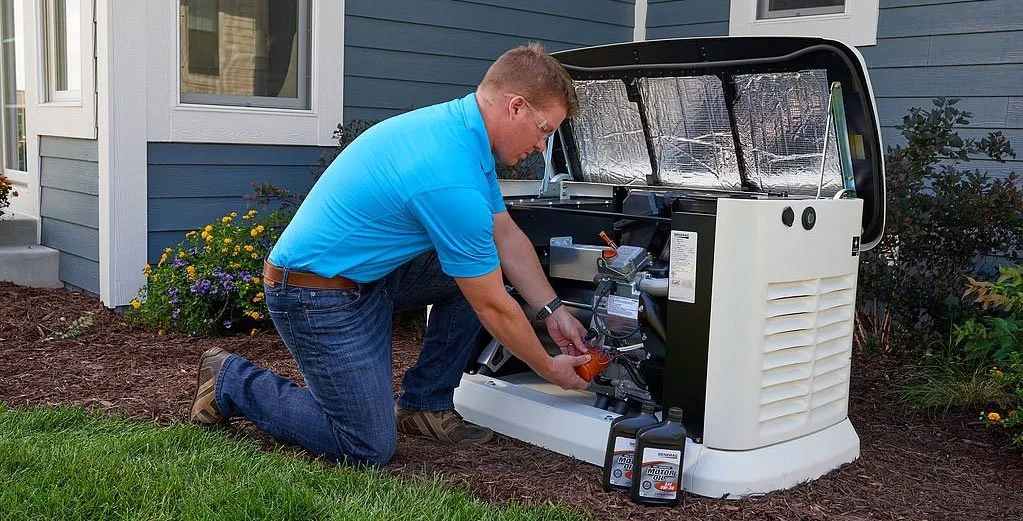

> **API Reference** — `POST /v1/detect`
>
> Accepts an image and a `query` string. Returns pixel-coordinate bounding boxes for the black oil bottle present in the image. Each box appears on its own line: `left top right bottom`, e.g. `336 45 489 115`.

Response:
630 406 687 506
602 402 659 492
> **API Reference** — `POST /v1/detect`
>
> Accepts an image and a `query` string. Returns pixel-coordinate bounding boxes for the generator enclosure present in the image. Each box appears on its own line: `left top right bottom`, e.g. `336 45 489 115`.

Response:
454 37 885 498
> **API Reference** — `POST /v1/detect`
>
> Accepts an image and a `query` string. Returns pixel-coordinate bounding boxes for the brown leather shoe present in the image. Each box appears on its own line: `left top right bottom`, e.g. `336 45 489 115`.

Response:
188 347 231 425
395 405 494 444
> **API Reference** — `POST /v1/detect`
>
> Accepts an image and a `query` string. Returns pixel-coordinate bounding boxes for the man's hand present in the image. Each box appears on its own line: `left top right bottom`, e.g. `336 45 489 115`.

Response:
545 307 589 356
538 353 592 390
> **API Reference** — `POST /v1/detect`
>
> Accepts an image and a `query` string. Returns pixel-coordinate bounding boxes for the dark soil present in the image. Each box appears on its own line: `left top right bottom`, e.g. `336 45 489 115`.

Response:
2 282 1021 521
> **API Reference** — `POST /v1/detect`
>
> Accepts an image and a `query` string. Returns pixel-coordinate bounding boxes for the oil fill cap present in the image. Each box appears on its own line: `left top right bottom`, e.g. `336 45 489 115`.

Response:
782 207 794 227
802 207 817 230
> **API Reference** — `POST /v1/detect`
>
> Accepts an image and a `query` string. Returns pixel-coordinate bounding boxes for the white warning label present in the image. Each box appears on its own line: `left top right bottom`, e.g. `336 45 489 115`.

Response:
668 231 698 303
606 295 640 319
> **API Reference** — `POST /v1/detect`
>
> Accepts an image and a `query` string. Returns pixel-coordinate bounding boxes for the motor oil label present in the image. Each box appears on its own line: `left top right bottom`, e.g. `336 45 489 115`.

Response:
637 447 682 499
668 231 697 303
608 436 636 487
606 295 639 319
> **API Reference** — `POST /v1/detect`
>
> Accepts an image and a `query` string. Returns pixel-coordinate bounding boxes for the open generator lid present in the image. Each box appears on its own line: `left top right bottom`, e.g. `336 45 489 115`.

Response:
550 36 886 250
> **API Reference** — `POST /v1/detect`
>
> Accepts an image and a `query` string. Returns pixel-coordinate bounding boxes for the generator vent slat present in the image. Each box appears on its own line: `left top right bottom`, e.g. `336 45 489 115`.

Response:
759 274 856 437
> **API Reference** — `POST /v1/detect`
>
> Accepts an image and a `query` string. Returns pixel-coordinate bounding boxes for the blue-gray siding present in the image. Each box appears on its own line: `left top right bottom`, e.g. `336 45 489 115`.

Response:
864 0 1023 181
645 0 729 39
147 143 330 263
645 0 1023 181
39 136 99 294
344 0 636 121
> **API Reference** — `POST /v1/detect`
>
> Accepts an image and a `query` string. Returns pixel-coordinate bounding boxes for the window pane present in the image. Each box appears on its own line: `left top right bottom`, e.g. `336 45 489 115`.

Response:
48 0 81 95
759 0 844 19
180 0 309 108
1 0 25 171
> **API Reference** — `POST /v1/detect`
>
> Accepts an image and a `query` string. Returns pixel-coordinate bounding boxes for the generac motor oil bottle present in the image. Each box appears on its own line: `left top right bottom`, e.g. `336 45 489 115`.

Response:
630 406 687 507
601 402 659 492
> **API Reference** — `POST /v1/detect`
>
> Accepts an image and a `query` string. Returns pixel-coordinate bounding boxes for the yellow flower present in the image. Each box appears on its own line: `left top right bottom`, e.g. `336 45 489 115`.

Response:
186 231 197 238
186 266 196 278
204 225 213 233
256 292 264 299
993 370 1005 378
143 264 152 275
256 225 265 233
251 253 259 259
988 412 1002 423
230 212 238 218
158 329 165 336
224 238 232 245
249 311 260 319
221 216 232 223
221 248 228 253
130 299 141 309
164 247 172 254
252 277 260 284
247 209 258 217
178 251 186 258
204 233 213 242
245 245 254 252
250 229 259 237
250 328 258 336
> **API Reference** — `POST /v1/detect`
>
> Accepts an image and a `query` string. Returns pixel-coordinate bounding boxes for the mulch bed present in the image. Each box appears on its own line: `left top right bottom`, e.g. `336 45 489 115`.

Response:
2 282 1021 521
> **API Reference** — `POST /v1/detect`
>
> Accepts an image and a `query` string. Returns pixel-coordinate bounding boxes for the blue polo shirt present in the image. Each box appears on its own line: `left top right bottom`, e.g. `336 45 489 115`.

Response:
268 93 506 282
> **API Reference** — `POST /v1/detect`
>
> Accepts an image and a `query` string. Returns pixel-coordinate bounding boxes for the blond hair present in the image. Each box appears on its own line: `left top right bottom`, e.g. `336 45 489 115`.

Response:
479 43 579 117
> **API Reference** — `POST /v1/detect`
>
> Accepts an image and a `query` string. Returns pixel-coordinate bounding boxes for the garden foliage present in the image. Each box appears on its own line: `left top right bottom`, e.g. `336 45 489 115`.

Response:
0 173 18 219
857 98 1023 352
958 266 1023 447
126 210 288 335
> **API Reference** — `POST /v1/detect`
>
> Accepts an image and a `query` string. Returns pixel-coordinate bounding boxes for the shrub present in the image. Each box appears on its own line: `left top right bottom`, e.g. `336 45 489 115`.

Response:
857 98 1023 352
0 173 18 219
126 209 288 336
958 265 1023 447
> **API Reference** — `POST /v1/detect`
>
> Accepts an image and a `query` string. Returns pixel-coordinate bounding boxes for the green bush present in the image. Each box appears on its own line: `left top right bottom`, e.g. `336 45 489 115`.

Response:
857 98 1023 352
958 265 1023 447
0 173 18 219
126 209 288 335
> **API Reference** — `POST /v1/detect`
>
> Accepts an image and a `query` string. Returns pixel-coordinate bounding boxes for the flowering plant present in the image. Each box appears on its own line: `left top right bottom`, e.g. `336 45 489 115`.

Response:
126 209 288 335
0 173 18 219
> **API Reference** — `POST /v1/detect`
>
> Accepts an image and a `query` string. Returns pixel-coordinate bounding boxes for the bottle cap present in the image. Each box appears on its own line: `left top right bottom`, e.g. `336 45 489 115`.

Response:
667 406 683 422
641 402 656 414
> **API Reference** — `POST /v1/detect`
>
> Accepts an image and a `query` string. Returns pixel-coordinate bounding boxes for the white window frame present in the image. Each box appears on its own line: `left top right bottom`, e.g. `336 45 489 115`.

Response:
43 0 82 102
729 0 879 47
179 0 312 110
147 0 343 146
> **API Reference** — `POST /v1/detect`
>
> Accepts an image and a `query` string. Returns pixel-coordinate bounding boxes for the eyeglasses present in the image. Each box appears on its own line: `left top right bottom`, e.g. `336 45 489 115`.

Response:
506 93 556 140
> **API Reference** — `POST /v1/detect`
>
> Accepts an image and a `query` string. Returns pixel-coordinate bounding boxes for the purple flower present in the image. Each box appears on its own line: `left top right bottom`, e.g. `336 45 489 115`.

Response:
172 259 186 269
172 308 181 319
223 320 232 329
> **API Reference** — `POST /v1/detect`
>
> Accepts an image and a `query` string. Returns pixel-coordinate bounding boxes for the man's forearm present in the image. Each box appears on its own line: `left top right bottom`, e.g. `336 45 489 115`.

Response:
475 294 554 378
497 226 557 310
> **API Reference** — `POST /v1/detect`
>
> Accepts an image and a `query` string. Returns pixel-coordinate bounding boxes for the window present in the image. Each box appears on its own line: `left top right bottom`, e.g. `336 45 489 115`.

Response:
179 0 310 109
1 0 25 171
757 0 845 20
730 0 878 47
44 0 81 102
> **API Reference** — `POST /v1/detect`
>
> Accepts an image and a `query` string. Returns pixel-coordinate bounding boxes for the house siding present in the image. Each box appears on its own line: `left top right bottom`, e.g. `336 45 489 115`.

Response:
343 0 636 121
146 143 330 263
645 0 1023 181
39 136 99 294
645 0 729 40
863 0 1023 181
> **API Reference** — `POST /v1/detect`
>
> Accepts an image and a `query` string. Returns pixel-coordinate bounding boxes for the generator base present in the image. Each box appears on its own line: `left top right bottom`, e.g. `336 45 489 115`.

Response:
454 372 860 499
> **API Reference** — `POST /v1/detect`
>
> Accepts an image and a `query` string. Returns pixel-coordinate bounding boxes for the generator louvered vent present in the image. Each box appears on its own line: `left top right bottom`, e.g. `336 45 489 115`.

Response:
758 274 856 438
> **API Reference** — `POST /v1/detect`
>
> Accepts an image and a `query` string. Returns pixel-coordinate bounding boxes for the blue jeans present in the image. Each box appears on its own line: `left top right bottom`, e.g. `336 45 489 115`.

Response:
213 251 482 466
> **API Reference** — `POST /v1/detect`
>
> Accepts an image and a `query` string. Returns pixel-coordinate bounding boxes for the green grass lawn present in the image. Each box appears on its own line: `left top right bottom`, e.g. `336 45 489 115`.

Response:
0 406 586 521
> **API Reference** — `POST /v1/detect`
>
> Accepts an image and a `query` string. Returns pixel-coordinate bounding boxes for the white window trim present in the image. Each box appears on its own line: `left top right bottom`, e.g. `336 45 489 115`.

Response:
24 0 97 139
147 0 344 146
729 0 879 47
44 0 82 103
